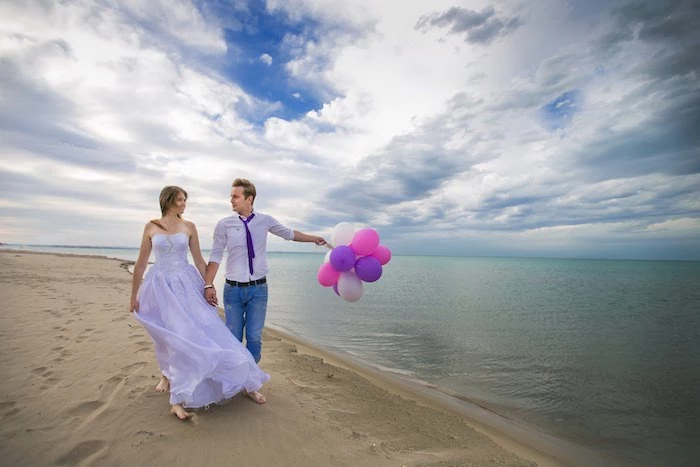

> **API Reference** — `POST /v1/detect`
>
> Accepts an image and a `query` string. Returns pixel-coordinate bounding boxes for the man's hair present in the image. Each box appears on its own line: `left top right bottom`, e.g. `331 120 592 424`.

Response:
232 178 256 204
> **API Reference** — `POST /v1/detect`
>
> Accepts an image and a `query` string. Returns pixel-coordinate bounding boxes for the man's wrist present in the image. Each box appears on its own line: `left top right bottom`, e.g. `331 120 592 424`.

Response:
204 284 214 290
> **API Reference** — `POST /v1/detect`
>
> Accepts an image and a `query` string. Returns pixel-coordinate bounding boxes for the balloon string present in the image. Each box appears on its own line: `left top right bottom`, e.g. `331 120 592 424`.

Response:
324 243 334 250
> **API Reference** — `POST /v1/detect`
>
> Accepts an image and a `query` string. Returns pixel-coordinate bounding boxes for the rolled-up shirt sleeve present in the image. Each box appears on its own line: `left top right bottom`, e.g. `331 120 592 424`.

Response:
209 220 227 263
268 215 295 241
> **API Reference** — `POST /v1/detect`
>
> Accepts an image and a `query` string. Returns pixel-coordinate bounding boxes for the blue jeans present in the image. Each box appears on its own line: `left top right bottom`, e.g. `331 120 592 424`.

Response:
223 282 268 363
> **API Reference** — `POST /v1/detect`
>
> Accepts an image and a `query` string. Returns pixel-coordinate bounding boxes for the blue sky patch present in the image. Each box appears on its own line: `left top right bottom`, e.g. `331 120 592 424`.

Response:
205 0 327 123
541 90 581 130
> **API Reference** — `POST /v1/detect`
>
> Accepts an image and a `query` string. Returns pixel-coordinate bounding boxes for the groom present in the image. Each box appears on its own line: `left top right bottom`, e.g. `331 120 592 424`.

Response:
203 178 326 365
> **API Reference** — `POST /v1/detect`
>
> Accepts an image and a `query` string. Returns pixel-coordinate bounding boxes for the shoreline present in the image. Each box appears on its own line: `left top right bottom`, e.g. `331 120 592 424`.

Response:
0 249 607 466
263 324 610 467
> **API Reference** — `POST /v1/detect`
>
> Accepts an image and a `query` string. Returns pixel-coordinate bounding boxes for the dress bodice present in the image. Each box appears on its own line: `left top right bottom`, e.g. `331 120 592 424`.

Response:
151 233 189 272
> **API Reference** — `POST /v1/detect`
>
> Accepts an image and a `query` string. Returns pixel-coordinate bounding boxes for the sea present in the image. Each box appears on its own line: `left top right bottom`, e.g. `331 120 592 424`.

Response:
3 243 699 466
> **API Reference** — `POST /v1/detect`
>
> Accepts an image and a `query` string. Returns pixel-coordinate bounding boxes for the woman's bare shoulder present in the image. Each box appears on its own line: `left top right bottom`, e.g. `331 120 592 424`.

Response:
144 220 165 238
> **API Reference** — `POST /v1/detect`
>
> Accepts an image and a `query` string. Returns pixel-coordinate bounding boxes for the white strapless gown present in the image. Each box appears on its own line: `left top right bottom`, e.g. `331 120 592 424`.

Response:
133 233 269 408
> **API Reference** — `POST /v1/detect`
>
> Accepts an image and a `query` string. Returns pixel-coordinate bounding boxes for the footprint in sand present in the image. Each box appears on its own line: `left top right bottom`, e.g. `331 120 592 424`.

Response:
121 362 147 373
55 440 107 466
77 328 95 339
70 362 147 431
31 367 53 377
0 401 17 414
134 341 153 354
31 366 62 390
51 349 70 362
127 385 151 400
67 400 105 416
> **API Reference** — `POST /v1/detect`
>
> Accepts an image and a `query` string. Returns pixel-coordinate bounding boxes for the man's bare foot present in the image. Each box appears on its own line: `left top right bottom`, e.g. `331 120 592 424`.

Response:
155 375 169 393
244 390 266 404
171 404 192 420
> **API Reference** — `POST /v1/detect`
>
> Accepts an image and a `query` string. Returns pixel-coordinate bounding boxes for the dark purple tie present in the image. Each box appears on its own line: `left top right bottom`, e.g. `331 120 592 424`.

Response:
239 213 255 275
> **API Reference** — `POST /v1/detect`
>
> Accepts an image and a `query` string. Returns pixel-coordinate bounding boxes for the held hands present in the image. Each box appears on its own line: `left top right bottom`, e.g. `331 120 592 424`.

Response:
204 287 218 306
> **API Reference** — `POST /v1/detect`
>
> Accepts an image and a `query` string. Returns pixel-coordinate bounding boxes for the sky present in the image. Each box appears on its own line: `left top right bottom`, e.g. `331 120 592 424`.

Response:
1 0 699 260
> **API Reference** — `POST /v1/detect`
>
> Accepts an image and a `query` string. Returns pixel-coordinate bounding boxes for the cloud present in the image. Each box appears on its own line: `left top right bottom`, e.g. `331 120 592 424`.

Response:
0 0 323 245
116 0 227 53
0 0 698 260
259 52 273 65
415 6 522 44
294 0 700 259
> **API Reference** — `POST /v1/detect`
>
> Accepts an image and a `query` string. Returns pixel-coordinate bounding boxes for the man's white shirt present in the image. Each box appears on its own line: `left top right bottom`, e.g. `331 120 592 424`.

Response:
209 211 294 282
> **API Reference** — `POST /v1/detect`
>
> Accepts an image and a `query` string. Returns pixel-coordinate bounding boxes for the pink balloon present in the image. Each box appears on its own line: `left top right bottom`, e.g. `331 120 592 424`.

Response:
370 245 392 265
317 262 340 287
351 228 380 256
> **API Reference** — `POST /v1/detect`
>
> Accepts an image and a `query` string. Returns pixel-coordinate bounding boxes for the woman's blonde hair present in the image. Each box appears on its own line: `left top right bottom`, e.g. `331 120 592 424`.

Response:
151 185 188 229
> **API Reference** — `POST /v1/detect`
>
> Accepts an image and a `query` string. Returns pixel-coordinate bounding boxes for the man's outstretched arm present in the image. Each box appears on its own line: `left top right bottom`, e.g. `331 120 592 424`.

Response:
293 231 327 245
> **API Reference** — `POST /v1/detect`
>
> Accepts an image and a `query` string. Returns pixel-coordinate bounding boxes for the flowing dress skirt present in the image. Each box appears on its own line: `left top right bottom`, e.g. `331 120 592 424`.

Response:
133 262 269 408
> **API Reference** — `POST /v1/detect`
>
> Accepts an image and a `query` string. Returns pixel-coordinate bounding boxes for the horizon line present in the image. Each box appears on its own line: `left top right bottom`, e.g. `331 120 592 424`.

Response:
1 243 698 263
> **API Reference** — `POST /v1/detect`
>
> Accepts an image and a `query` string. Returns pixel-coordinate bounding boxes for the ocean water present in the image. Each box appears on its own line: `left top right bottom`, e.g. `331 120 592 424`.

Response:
4 244 699 466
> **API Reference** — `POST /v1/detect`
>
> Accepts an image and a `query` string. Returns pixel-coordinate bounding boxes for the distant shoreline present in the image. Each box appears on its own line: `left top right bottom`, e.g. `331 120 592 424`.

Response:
1 244 698 262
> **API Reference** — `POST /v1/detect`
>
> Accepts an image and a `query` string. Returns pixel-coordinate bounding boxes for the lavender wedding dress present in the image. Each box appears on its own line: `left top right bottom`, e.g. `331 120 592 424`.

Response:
133 233 269 408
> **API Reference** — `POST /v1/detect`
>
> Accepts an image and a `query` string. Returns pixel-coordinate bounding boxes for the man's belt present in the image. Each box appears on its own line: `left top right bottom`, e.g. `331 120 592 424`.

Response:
226 277 267 287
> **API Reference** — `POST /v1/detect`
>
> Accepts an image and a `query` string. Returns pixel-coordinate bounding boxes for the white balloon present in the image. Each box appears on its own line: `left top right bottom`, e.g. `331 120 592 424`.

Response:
324 250 332 263
331 222 355 247
337 271 363 302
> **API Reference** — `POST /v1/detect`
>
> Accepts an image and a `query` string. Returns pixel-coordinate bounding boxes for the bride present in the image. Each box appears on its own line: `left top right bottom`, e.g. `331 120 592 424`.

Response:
129 186 269 420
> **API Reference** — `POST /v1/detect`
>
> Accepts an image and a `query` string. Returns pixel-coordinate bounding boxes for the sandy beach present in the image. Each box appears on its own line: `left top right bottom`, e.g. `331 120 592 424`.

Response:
0 250 568 466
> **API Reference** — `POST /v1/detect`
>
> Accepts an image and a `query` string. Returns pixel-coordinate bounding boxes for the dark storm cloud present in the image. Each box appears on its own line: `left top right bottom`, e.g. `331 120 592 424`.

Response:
415 6 522 45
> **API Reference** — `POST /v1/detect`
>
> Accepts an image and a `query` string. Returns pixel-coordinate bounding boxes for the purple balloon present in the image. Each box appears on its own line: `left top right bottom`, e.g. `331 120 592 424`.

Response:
354 256 383 282
329 245 356 272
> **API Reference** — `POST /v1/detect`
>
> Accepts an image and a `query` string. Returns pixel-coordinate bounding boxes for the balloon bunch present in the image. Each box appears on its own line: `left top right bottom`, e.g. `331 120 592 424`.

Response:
317 222 392 302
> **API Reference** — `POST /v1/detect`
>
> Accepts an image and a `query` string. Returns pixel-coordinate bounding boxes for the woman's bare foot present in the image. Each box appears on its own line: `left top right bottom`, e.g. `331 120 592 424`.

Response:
244 390 266 404
171 404 192 420
155 375 169 393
